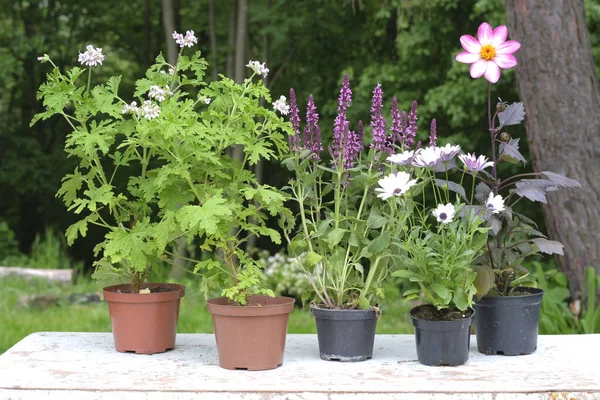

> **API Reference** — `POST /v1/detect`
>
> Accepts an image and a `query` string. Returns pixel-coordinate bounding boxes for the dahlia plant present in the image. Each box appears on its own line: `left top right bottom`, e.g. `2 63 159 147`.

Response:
281 76 406 309
454 22 580 297
34 32 291 303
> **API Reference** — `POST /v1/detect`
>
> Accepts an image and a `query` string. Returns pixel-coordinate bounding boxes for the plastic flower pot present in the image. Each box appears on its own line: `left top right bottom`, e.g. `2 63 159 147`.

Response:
103 283 185 354
310 305 379 362
411 305 474 366
473 287 544 356
207 295 295 371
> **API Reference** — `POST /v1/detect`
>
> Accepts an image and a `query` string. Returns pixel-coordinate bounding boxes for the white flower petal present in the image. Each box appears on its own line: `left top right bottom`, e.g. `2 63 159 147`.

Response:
470 59 488 79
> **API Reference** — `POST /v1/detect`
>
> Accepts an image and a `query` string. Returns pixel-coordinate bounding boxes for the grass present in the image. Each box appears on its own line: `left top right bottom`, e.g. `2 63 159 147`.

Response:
0 276 413 354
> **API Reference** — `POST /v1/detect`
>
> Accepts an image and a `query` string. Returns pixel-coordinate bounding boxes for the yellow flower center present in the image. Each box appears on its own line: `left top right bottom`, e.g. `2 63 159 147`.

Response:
480 44 496 60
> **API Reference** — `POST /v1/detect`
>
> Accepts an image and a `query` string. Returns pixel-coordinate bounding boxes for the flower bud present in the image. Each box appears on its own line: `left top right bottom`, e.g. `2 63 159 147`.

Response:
496 102 506 112
499 132 511 143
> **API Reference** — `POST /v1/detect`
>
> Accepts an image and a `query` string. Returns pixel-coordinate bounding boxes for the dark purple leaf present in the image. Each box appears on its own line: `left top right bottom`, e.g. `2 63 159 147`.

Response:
541 171 582 188
435 179 466 200
513 182 548 203
499 138 527 165
531 238 564 255
498 102 525 129
475 182 491 204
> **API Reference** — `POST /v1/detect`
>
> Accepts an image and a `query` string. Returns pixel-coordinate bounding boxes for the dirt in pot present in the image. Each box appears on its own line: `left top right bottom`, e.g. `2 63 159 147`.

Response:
115 285 177 294
486 287 537 297
413 304 474 321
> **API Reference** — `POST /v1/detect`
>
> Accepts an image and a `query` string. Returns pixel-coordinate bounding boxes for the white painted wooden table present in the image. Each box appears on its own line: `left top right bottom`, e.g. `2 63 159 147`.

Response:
1 333 599 399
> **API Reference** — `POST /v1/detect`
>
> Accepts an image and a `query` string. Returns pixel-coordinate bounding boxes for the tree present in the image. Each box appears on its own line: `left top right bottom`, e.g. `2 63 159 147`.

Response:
505 0 600 299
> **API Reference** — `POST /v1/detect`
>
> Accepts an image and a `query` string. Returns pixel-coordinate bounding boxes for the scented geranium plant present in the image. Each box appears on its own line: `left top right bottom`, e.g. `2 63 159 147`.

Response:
281 76 408 310
453 22 581 297
34 31 291 302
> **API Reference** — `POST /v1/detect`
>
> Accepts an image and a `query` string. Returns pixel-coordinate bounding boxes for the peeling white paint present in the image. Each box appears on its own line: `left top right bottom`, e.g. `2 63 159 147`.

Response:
0 333 599 399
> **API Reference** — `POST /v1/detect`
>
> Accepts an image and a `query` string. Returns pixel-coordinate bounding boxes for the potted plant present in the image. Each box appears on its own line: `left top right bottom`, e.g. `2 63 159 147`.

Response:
188 60 296 371
282 77 408 361
377 122 490 365
453 22 581 356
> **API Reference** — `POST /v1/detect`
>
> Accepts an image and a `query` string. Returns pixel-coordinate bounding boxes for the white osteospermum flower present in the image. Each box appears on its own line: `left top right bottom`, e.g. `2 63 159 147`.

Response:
78 45 105 67
388 149 419 166
375 171 418 200
273 95 290 115
439 143 462 162
486 192 505 214
412 146 442 168
458 152 494 173
432 203 456 224
141 100 160 120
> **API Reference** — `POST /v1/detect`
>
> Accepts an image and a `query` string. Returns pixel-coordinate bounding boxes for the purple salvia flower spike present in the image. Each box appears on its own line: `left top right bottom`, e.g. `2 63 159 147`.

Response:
332 74 352 166
390 97 402 143
304 94 322 159
370 83 387 153
405 100 418 147
357 120 364 147
399 110 408 146
289 88 301 152
429 118 437 147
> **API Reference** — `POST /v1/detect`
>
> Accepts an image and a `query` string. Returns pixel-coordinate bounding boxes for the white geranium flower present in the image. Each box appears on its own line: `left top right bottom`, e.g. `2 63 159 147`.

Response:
412 146 442 168
141 100 160 120
78 45 105 67
486 192 505 214
273 95 289 115
432 203 456 224
388 149 419 166
375 171 418 200
246 60 269 77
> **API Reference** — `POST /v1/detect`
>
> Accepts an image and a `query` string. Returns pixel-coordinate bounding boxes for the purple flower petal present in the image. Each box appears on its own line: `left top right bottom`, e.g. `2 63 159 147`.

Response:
494 54 518 69
491 25 508 47
460 34 481 53
496 40 521 55
456 51 481 64
484 61 501 83
477 22 493 45
470 59 487 78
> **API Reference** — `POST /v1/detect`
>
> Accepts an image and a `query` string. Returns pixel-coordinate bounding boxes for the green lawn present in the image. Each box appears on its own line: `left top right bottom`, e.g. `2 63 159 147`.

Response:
0 277 413 354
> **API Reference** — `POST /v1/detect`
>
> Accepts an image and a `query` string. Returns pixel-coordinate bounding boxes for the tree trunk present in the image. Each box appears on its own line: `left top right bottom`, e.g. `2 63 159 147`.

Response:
144 0 152 65
226 2 237 80
162 0 186 280
246 0 270 253
209 0 218 81
161 0 178 66
505 0 600 299
232 0 248 163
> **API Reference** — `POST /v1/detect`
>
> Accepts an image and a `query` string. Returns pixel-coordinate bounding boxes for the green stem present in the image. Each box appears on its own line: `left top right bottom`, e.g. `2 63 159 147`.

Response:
86 67 92 92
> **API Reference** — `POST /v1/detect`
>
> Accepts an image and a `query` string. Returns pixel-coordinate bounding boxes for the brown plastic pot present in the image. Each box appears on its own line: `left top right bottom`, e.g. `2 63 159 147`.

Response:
103 283 185 354
207 295 295 370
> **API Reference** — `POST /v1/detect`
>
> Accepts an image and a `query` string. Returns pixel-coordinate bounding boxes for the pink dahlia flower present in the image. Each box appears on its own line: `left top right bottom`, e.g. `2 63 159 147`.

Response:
455 22 521 83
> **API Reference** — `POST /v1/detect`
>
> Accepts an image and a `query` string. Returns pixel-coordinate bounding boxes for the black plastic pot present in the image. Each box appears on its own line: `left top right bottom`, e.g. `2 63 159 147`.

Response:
310 306 378 362
411 305 474 366
473 287 543 356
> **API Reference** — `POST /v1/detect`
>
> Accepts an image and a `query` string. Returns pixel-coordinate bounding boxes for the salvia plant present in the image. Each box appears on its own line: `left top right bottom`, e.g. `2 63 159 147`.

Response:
34 31 292 303
282 76 406 310
453 22 581 297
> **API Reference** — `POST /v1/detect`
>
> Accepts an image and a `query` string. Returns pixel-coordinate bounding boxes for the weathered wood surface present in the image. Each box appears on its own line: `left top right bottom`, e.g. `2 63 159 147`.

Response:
1 333 599 399
0 267 75 283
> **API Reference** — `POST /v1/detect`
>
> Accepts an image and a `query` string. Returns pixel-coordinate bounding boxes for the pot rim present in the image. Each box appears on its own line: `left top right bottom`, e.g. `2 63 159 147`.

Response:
310 304 380 320
410 304 474 323
103 283 185 303
207 295 295 317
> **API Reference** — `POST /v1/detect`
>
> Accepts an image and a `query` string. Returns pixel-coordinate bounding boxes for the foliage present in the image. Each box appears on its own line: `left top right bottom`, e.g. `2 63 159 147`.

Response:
33 38 292 302
393 208 488 311
533 262 600 334
260 250 311 299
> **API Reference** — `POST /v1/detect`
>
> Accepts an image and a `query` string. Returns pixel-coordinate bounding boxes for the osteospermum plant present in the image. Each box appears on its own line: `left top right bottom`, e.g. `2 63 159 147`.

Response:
453 22 581 297
34 33 292 303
